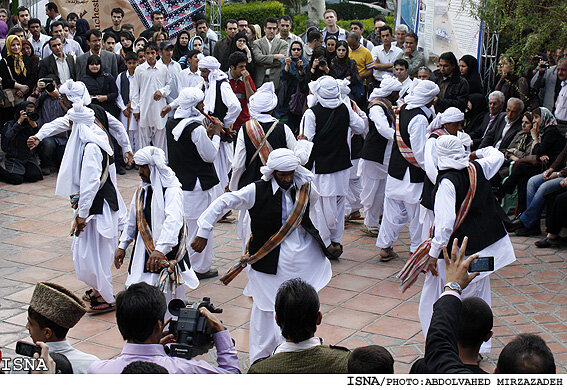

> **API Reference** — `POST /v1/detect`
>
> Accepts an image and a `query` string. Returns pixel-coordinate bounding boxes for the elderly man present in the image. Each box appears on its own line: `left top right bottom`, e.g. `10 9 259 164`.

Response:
301 76 366 257
165 88 224 280
192 148 333 363
114 146 199 303
479 97 524 152
359 77 403 236
28 80 132 313
468 90 505 149
393 24 409 50
376 80 439 261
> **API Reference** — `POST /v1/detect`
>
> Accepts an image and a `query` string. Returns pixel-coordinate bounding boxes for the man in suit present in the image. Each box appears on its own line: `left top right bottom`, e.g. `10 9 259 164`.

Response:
212 19 237 63
468 91 505 150
252 17 288 90
479 97 523 152
247 279 350 373
38 37 77 84
75 29 118 80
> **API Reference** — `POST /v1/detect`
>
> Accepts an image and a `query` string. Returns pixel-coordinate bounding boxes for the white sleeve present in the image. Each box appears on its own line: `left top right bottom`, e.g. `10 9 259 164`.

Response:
356 109 369 137
229 129 246 192
118 194 138 249
35 116 70 141
78 144 103 218
116 76 127 111
106 113 132 154
429 179 456 258
300 109 316 141
283 124 298 150
369 105 394 140
155 187 184 254
424 138 438 183
347 103 365 135
408 115 429 169
158 68 172 97
196 183 256 239
191 125 220 163
474 146 505 180
220 82 242 128
131 69 141 114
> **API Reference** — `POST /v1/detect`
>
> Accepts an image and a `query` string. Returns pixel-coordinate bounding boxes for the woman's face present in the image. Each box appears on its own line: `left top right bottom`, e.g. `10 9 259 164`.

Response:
193 39 202 51
459 60 468 76
121 36 133 49
500 59 512 75
246 27 255 41
10 40 21 54
290 44 302 58
22 44 32 57
0 12 6 22
135 40 145 51
533 113 541 129
326 40 336 52
466 101 472 112
179 34 189 46
336 45 347 59
521 115 533 133
88 62 101 73
156 36 164 46
236 37 247 50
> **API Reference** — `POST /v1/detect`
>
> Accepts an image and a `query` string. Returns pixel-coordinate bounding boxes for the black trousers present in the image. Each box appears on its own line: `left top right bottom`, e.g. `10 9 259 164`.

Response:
0 161 42 185
500 162 541 212
545 189 567 235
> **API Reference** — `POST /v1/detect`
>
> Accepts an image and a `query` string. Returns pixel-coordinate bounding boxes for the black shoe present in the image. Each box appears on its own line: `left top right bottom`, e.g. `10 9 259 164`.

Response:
116 165 126 175
505 218 524 232
516 225 541 237
41 166 51 176
535 236 562 248
125 163 135 170
195 268 218 280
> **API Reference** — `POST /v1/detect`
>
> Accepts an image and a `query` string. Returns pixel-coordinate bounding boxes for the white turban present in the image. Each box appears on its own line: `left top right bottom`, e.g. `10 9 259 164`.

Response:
134 146 181 189
60 80 91 112
198 55 220 70
260 148 314 187
436 135 470 171
427 107 465 134
199 55 228 114
308 76 342 108
369 76 403 99
172 87 205 141
249 82 278 121
405 79 440 110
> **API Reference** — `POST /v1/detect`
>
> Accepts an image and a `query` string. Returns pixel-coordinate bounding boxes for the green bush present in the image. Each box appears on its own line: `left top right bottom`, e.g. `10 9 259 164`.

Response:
220 1 284 28
327 2 383 20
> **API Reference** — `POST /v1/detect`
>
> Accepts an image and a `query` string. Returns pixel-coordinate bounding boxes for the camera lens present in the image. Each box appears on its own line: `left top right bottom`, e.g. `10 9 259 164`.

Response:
45 83 55 92
26 111 39 121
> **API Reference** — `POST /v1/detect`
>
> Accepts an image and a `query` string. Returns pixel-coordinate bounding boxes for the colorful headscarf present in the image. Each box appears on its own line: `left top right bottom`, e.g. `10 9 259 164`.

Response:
537 106 557 130
6 35 26 77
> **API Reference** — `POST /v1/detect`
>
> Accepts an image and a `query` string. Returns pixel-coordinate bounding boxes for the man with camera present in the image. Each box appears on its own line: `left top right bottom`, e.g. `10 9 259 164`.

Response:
531 57 567 113
88 282 240 373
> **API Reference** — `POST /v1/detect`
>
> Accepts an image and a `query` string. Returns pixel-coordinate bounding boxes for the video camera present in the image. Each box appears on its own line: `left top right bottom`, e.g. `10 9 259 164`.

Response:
167 297 223 359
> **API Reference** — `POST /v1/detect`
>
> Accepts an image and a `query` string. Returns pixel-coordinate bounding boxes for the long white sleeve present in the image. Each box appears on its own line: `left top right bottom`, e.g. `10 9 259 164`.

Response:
300 109 317 141
35 116 70 141
220 82 242 128
347 103 365 135
424 137 438 183
429 179 457 258
474 146 505 180
369 105 394 140
78 144 103 218
408 114 429 169
155 187 184 255
130 68 141 114
190 125 220 163
115 76 127 111
106 112 132 154
118 193 138 249
284 124 298 151
229 130 247 191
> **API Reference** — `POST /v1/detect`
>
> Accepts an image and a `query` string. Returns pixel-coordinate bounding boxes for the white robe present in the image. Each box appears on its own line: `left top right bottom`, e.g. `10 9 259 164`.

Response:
196 179 332 363
116 71 139 154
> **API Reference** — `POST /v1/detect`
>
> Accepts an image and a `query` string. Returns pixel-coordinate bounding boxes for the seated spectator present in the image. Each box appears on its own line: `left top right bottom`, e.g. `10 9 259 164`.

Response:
88 282 240 374
0 101 42 184
307 46 330 82
459 55 483 94
348 346 394 374
26 282 99 373
464 93 488 148
536 181 567 248
498 111 535 179
330 41 363 104
495 56 529 107
431 51 469 112
121 361 168 374
247 279 351 374
479 97 524 152
469 91 505 149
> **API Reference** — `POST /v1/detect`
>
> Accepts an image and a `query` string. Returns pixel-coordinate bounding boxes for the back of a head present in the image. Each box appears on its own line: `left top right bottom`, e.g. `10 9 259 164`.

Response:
274 278 319 343
348 345 394 374
458 297 493 350
121 361 169 374
497 334 556 374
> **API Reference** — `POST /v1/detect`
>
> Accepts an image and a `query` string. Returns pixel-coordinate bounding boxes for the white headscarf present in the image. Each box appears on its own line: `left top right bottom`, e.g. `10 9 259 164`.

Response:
436 135 470 171
405 79 440 110
249 81 278 122
199 56 228 114
171 87 205 141
260 148 314 188
369 75 403 99
55 80 113 196
427 107 465 134
307 76 343 108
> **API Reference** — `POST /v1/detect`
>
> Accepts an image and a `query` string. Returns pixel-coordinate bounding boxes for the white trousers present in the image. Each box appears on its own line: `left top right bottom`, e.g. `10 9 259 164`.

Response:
249 302 285 364
72 218 116 304
315 195 346 244
345 160 362 215
376 197 423 253
138 126 167 156
183 189 215 274
360 174 386 228
419 257 492 353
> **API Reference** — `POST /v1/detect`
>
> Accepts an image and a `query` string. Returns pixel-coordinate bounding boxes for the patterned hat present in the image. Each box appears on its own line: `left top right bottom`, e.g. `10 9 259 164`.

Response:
29 282 87 329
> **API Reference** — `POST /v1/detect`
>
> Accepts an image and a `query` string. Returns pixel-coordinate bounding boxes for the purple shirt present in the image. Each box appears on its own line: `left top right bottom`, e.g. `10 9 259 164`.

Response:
87 330 240 374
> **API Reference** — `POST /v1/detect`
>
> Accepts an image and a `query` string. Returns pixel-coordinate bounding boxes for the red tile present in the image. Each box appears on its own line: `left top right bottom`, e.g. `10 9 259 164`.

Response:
323 307 376 329
363 316 422 340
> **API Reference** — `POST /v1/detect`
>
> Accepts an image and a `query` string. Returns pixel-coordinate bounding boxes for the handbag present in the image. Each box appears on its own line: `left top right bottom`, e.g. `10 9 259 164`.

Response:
289 83 307 116
0 58 25 108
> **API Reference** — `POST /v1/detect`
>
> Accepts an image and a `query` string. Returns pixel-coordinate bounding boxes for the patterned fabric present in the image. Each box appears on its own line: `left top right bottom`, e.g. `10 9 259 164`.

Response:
395 108 420 168
220 182 311 285
368 97 394 124
245 119 273 166
397 163 478 292
538 106 558 132
129 0 204 38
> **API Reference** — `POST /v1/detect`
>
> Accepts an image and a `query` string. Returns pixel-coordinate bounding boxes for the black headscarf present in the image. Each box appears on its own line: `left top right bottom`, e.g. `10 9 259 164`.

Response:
464 93 488 134
221 32 251 72
172 30 190 61
460 55 483 94
86 55 102 78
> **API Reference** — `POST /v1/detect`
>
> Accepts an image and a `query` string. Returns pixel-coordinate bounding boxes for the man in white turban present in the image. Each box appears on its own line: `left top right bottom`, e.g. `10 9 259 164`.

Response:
114 146 199 305
27 80 132 313
358 76 402 237
300 76 366 258
376 79 439 261
419 135 515 353
192 148 332 363
164 87 224 279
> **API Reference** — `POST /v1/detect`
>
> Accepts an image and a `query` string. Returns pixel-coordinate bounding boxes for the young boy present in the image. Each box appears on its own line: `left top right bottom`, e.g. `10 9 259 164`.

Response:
131 42 171 154
116 51 139 158
136 48 146 65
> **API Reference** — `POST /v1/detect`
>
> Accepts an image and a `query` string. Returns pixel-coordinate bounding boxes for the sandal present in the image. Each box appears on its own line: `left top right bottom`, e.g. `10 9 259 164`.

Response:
379 247 398 262
88 295 116 315
82 289 94 302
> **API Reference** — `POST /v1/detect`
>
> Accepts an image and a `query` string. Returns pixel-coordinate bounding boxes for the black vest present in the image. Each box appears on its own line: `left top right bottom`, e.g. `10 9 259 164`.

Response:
351 135 364 160
165 119 219 191
388 106 431 183
88 147 119 215
420 132 443 210
120 71 130 106
305 103 351 174
238 121 287 189
361 104 393 164
248 180 328 275
209 79 232 143
433 161 507 256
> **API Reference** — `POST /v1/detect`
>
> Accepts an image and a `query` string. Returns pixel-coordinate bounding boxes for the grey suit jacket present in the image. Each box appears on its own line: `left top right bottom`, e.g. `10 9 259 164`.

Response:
252 37 288 90
38 53 77 84
75 50 118 80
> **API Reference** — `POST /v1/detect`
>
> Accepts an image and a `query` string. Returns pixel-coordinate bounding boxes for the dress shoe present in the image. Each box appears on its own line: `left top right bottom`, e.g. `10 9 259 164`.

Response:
516 225 541 237
195 268 219 280
504 218 524 232
535 236 562 248
116 165 126 175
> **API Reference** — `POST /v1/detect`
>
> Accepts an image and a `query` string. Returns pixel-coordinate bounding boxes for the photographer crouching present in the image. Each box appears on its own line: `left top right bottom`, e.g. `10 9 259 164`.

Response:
88 282 241 374
0 100 43 184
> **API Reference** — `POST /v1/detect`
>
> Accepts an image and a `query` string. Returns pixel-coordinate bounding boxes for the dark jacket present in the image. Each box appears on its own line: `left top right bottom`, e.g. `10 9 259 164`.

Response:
478 113 522 151
432 69 470 112
38 53 77 84
80 72 118 114
533 125 566 164
0 55 38 93
2 101 39 160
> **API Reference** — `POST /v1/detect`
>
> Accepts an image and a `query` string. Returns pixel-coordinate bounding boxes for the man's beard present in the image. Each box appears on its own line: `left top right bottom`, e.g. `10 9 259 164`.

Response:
275 175 292 190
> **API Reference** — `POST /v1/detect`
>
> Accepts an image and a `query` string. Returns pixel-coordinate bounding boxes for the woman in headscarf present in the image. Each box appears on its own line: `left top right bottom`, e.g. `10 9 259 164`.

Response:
463 93 488 149
221 32 254 74
498 107 566 213
459 54 483 94
74 18 91 52
178 36 204 69
21 39 39 75
119 30 135 57
494 56 529 106
80 55 118 115
0 35 37 121
325 36 338 62
307 46 330 82
274 41 308 134
330 40 363 104
172 30 190 61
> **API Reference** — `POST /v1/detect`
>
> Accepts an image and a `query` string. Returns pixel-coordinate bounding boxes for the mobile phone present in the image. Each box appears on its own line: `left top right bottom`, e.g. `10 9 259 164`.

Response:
469 256 494 273
16 340 42 357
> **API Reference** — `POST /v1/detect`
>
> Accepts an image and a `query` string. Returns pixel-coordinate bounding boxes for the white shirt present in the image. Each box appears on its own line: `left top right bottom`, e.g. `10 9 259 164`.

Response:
555 80 567 122
131 61 171 128
157 58 182 102
47 340 99 374
176 68 203 91
495 117 516 149
363 104 395 178
116 71 135 111
42 37 83 59
31 33 51 59
54 54 71 84
204 80 242 128
371 44 403 81
274 337 323 354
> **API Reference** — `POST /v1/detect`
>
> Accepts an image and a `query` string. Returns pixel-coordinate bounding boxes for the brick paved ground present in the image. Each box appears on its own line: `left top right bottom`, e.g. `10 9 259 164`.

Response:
1 171 567 373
